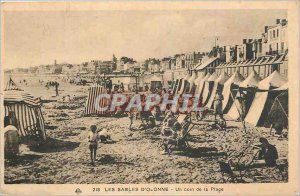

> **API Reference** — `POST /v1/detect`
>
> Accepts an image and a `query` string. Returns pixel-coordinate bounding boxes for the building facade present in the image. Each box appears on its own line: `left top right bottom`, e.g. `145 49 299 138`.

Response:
264 19 288 56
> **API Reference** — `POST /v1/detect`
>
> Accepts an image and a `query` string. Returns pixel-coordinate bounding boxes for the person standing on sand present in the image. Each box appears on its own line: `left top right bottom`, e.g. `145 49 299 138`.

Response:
55 82 59 96
213 89 225 122
88 125 99 164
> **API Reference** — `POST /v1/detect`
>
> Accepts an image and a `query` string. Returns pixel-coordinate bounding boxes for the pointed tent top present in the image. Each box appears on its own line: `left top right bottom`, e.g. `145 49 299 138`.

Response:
188 72 197 84
258 70 288 90
239 70 261 88
194 72 205 84
202 72 212 81
207 72 218 81
216 72 229 85
5 77 23 91
224 71 245 86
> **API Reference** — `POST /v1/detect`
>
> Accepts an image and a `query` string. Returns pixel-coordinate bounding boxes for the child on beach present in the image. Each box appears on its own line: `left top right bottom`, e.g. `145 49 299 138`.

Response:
88 125 99 164
98 127 111 143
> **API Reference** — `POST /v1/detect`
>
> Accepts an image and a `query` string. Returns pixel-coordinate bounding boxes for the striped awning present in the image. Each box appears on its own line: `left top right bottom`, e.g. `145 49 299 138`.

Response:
273 54 286 64
4 91 42 106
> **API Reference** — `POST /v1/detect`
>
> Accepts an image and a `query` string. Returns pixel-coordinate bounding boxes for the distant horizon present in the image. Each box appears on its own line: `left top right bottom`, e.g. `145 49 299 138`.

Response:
3 10 286 69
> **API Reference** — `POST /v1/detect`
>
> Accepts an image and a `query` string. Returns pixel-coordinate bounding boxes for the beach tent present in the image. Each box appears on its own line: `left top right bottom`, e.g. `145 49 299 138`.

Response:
222 71 245 113
4 78 46 140
178 74 191 94
84 83 110 116
206 72 229 109
264 83 288 128
174 78 184 95
201 72 219 106
187 72 197 93
194 72 205 86
170 79 176 92
194 73 211 98
227 70 261 120
171 79 179 94
245 71 288 126
192 72 205 95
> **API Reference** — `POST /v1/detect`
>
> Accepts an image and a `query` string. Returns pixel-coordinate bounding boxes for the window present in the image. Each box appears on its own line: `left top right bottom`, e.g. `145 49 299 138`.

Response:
277 29 279 37
273 30 275 38
276 43 279 51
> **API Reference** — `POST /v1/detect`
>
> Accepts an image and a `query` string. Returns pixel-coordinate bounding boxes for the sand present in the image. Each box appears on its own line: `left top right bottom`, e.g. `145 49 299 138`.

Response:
4 74 288 184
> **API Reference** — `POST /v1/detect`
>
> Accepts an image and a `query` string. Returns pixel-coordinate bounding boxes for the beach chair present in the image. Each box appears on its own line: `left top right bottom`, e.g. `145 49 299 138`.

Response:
160 114 195 153
218 144 263 182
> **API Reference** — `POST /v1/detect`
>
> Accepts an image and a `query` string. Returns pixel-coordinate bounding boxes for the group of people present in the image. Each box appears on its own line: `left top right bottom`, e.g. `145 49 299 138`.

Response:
45 81 60 96
19 79 28 85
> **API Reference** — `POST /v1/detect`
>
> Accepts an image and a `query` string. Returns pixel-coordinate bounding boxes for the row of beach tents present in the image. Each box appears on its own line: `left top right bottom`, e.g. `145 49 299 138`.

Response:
170 70 288 128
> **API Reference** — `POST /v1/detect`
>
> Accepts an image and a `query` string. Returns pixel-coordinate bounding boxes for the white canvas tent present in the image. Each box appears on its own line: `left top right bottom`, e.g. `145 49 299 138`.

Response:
206 72 229 109
222 71 245 113
4 78 46 140
201 72 218 106
227 70 261 120
245 71 288 126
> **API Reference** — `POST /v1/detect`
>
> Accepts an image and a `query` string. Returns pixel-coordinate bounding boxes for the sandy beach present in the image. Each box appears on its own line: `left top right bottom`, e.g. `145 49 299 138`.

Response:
4 75 288 184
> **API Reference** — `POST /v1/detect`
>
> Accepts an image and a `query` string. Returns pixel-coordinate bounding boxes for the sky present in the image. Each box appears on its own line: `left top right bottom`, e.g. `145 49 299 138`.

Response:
3 10 286 69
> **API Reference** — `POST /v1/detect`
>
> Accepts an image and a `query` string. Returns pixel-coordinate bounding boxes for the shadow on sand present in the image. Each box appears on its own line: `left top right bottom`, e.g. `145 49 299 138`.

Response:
97 154 135 166
174 147 226 158
27 137 80 153
5 154 42 167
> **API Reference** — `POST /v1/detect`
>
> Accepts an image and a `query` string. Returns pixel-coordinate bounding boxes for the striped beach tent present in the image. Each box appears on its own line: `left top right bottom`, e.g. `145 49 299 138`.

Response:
206 71 229 109
178 74 191 95
171 79 178 94
187 72 197 93
222 71 245 113
264 83 288 128
201 72 218 106
4 78 46 140
174 78 184 95
245 71 287 126
194 73 211 98
84 83 110 116
227 70 261 120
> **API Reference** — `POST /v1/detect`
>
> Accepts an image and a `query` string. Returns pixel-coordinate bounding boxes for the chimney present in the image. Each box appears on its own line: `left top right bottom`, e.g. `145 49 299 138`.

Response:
264 26 268 33
281 19 287 25
243 39 247 44
276 19 281 24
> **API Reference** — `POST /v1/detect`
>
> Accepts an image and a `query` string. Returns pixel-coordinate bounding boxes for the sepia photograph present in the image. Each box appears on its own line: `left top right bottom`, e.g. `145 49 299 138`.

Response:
0 1 299 195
